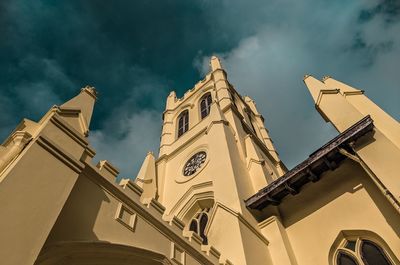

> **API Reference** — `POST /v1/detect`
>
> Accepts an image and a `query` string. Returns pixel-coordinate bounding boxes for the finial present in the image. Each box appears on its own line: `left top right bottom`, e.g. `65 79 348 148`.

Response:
210 55 222 71
81 85 98 100
322 76 331 82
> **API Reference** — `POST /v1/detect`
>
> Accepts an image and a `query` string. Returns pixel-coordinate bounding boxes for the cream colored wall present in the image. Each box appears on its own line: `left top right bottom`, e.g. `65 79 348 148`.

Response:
0 107 94 265
277 161 400 265
153 58 278 265
0 142 82 265
304 76 400 206
43 164 226 265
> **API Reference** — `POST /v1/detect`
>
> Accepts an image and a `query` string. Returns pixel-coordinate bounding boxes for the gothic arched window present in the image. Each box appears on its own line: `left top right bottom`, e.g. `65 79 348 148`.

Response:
334 238 393 265
200 93 212 119
178 110 189 137
188 208 210 244
361 240 392 265
337 252 357 265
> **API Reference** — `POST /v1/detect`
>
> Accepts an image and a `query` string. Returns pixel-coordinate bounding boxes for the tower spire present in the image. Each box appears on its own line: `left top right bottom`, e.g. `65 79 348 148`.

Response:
303 74 328 104
210 55 223 71
60 85 97 134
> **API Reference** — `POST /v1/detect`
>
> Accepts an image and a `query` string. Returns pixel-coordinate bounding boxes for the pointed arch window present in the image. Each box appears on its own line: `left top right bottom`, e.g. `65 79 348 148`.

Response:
178 110 189 137
334 238 393 265
200 93 212 119
188 208 210 244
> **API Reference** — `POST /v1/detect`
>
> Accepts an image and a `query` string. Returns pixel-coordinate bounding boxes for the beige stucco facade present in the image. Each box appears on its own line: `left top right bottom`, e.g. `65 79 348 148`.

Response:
0 57 399 265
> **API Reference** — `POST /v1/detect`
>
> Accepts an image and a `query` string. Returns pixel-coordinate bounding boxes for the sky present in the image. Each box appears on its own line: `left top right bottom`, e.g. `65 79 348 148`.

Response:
0 0 399 178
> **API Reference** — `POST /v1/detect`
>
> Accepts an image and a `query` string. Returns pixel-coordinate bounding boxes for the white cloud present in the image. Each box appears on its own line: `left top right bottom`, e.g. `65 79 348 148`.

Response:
90 110 161 179
196 0 400 168
89 65 166 179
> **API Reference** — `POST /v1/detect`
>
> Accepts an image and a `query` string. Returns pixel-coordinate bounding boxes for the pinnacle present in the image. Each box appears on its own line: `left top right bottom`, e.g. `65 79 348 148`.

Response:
210 55 223 71
303 75 327 103
81 85 98 100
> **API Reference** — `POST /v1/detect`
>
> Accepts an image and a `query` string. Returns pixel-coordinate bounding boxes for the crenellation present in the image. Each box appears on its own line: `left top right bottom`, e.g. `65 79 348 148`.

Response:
96 160 119 182
201 245 221 261
119 178 144 200
183 230 203 246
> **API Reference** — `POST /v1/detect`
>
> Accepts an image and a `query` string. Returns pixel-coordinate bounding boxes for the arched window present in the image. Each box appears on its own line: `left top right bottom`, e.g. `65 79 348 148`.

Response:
188 208 210 244
337 252 357 265
199 213 209 245
361 240 392 265
334 238 393 265
177 110 189 137
200 93 212 119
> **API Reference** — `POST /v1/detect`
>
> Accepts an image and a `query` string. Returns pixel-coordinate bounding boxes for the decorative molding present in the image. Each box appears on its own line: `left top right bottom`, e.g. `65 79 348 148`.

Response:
247 158 265 171
258 215 280 229
182 230 203 245
50 114 88 147
115 202 137 231
56 107 89 137
169 182 213 218
96 160 119 179
170 242 186 265
36 135 84 174
143 198 166 215
81 85 98 100
316 88 340 106
342 90 364 96
201 245 221 260
209 202 269 245
119 178 144 197
0 131 32 177
205 120 229 135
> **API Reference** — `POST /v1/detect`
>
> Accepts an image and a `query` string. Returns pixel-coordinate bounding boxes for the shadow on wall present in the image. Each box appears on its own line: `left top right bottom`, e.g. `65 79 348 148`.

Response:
35 241 172 265
273 159 400 240
41 167 111 244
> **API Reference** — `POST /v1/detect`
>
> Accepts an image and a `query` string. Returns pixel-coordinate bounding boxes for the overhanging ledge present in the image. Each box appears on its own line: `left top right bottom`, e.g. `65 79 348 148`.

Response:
245 115 374 210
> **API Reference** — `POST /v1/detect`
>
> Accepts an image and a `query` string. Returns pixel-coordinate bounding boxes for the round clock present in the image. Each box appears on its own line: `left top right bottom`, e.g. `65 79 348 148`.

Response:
183 151 207 176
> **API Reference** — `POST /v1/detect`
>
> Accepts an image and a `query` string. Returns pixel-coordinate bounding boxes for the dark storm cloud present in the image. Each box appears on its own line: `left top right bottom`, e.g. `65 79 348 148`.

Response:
1 0 399 176
0 0 240 175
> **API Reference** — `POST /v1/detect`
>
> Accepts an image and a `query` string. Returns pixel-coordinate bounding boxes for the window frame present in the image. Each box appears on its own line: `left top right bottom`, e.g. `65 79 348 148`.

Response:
177 110 189 138
333 237 394 265
199 93 212 119
188 208 210 245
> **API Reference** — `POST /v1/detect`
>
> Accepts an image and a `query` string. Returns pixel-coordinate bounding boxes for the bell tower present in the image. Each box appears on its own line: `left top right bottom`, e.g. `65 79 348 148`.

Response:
135 56 286 264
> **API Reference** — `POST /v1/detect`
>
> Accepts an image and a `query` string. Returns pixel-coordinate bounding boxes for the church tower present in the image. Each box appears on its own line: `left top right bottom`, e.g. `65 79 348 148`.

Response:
136 56 286 264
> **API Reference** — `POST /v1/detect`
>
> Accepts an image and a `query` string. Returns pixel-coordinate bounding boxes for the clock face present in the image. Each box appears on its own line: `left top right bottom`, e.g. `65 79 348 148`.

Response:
183 151 207 176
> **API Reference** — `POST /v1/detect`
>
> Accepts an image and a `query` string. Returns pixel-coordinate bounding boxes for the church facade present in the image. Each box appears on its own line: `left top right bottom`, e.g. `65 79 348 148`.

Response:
0 57 399 265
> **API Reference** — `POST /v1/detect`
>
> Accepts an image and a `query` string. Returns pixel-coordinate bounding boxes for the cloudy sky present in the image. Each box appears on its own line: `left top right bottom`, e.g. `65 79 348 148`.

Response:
1 0 399 178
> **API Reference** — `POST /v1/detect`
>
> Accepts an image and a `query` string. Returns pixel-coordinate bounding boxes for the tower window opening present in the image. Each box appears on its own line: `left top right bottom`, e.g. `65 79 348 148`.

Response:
199 213 208 245
188 208 210 245
200 93 212 119
189 219 198 234
178 110 189 137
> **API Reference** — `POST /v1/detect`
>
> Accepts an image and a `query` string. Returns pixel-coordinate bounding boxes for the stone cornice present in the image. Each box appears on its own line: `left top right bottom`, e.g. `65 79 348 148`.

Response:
36 135 85 174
